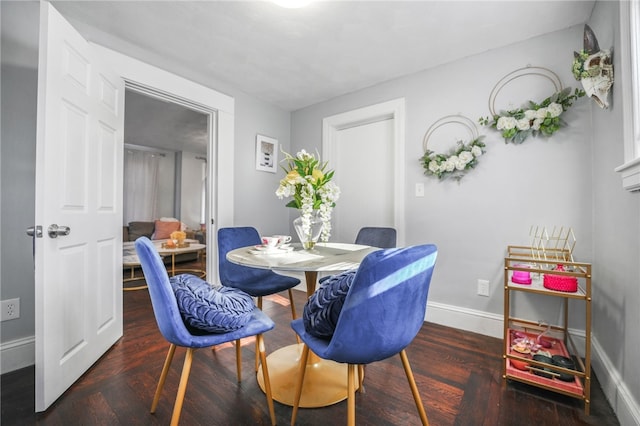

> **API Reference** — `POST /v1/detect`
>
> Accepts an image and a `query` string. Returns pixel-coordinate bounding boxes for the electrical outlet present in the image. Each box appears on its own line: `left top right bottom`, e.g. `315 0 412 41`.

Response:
477 279 490 297
1 298 20 321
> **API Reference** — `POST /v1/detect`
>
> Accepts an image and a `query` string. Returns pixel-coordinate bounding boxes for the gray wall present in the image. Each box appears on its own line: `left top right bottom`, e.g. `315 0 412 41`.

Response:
589 2 640 424
292 25 593 325
1 2 39 348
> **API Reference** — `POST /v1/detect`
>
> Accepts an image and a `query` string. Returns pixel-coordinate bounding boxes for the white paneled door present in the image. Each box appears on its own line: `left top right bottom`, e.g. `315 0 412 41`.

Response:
34 2 124 411
323 99 405 244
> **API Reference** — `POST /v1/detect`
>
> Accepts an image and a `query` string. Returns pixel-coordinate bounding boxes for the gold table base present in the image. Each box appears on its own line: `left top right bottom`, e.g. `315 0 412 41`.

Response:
256 343 358 408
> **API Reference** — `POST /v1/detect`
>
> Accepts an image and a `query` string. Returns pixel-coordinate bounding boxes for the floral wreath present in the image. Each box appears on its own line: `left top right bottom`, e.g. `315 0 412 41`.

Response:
479 67 585 144
420 115 485 181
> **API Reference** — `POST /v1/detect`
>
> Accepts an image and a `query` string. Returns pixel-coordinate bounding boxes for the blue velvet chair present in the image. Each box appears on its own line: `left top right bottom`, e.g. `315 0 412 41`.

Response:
354 226 397 248
319 226 397 284
218 227 301 311
135 237 276 426
290 244 438 426
218 226 302 366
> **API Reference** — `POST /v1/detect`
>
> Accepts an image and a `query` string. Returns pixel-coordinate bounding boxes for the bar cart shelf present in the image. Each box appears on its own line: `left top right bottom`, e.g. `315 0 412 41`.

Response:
503 245 592 414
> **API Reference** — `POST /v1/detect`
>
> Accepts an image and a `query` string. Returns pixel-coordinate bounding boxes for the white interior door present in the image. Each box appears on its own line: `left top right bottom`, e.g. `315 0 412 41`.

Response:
34 2 124 411
323 99 405 244
333 119 395 242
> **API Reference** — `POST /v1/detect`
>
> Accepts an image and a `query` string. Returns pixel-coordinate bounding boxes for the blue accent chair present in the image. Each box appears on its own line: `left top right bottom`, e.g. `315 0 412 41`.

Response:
135 237 276 426
218 226 302 366
319 226 397 284
354 226 397 248
290 244 438 426
218 227 301 311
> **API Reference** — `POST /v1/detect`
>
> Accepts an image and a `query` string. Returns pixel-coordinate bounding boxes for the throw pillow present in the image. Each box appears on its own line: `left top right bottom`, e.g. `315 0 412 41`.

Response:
170 274 255 333
128 221 155 241
154 220 181 239
303 270 357 339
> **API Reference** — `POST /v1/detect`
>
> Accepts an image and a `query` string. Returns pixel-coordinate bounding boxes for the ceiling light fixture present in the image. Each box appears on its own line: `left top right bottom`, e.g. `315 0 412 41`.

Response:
272 0 313 8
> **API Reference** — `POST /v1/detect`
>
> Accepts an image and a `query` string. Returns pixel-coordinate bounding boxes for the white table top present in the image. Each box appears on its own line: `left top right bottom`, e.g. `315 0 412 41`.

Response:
122 239 204 265
226 242 377 273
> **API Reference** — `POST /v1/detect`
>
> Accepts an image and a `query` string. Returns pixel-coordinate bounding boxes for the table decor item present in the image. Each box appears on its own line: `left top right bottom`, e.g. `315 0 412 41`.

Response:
276 149 340 249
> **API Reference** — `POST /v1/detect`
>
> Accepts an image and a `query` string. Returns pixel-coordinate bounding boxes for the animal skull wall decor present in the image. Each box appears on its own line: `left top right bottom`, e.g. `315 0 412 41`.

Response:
573 24 614 109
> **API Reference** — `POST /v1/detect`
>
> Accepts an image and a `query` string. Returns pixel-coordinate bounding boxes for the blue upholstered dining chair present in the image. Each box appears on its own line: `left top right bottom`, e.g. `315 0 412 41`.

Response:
290 244 438 426
354 226 397 248
319 226 397 285
135 237 276 426
218 226 300 317
218 226 302 366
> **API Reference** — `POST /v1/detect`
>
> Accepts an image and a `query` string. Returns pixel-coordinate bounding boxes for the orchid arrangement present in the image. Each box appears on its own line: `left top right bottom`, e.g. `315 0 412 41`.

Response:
275 149 340 242
479 87 585 144
420 137 485 181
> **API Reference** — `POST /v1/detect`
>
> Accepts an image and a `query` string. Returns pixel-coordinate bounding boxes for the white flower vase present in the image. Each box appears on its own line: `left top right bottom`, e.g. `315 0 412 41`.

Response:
293 213 324 250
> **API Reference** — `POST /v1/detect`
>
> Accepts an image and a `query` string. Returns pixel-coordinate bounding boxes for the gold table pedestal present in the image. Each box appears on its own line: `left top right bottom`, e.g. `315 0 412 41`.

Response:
257 343 358 408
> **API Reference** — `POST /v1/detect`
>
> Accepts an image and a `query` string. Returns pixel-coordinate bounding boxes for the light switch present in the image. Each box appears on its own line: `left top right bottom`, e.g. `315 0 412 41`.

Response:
415 183 424 197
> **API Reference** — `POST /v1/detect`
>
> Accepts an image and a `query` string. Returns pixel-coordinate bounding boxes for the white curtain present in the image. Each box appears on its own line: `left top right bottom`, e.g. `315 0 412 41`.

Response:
123 149 161 224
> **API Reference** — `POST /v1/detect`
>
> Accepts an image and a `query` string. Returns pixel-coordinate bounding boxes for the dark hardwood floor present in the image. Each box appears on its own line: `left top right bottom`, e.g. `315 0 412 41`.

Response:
2 267 619 425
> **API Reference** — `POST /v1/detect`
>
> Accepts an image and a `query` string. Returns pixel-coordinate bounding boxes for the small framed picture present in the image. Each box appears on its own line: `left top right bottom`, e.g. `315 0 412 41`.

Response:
256 134 278 173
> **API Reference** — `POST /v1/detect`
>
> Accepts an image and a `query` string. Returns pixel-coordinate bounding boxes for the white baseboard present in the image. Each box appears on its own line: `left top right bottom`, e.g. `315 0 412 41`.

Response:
425 300 504 338
591 336 640 426
1 335 35 374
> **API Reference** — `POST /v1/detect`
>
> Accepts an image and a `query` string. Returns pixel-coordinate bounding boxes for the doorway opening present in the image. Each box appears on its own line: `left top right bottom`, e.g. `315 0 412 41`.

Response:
122 84 215 284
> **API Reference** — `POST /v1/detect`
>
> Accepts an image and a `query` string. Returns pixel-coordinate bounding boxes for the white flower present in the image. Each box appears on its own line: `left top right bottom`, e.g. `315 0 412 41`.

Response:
471 145 483 157
497 116 517 130
428 160 440 173
535 108 548 119
532 118 543 130
458 151 473 164
516 118 531 131
524 109 537 120
444 157 457 172
547 102 563 118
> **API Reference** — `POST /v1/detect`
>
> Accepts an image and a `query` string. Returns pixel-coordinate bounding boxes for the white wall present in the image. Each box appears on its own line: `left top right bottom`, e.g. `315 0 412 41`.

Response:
178 150 204 229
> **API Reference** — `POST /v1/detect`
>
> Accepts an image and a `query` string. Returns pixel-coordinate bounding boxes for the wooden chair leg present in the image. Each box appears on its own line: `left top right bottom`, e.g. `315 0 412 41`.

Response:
358 365 365 393
347 364 356 426
170 347 194 426
290 344 310 425
235 339 242 382
287 288 297 319
151 344 176 413
257 334 276 426
288 289 301 344
255 296 263 372
399 349 429 426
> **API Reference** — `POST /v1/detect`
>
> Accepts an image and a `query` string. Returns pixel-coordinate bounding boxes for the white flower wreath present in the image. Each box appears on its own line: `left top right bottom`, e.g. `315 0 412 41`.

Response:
420 136 485 181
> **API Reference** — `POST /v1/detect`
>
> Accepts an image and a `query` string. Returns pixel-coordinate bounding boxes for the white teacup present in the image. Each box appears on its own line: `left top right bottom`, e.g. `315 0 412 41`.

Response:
261 236 279 248
274 235 292 246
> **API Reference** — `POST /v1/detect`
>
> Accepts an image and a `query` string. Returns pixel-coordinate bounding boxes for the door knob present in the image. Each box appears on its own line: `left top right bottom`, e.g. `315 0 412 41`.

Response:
26 225 43 238
47 224 71 238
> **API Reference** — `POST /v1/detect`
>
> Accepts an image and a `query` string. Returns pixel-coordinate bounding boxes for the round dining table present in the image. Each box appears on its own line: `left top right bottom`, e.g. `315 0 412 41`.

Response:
226 242 378 407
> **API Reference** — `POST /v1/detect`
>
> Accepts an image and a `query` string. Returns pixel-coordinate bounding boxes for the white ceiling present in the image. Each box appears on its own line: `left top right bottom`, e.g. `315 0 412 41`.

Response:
124 90 209 154
51 0 596 112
